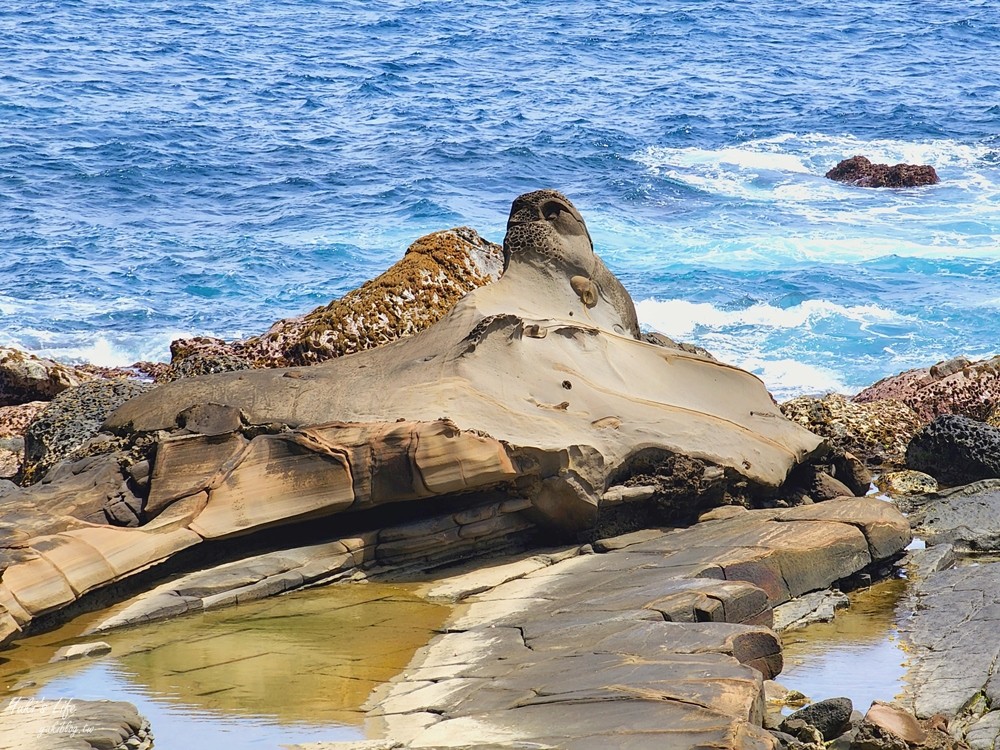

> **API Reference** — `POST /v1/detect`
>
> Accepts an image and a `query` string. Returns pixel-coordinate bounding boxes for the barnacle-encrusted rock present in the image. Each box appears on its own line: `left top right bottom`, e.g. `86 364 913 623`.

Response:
0 190 824 647
854 356 1000 423
780 393 922 468
825 155 940 188
21 378 153 484
169 226 504 372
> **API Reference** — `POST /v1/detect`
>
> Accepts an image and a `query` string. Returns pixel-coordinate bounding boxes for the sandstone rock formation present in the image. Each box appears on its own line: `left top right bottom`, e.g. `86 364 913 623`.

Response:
169 226 504 371
0 190 825 648
358 497 910 749
0 348 94 407
898 479 1000 553
825 155 940 188
854 356 1000 423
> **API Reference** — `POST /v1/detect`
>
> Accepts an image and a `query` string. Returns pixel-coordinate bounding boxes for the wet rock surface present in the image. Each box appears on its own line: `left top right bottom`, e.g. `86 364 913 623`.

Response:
905 415 1000 486
358 497 909 749
899 479 1000 553
825 156 940 188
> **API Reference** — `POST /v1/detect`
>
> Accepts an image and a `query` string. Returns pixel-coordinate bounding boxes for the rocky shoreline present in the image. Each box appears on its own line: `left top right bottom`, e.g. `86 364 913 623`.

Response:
1 190 999 749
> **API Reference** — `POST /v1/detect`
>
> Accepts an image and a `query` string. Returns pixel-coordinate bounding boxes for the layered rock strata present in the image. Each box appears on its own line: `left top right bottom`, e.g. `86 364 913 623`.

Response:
358 497 910 748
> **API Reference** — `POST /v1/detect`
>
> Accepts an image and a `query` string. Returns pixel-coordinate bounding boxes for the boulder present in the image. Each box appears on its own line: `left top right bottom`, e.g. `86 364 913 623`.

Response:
825 155 940 188
169 226 504 372
906 415 1000 485
876 470 938 497
781 393 922 469
0 347 94 407
898 479 1000 553
855 356 1000 423
784 697 853 741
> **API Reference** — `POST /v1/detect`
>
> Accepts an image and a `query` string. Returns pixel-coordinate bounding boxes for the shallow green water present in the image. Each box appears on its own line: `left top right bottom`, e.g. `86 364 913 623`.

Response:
0 583 449 749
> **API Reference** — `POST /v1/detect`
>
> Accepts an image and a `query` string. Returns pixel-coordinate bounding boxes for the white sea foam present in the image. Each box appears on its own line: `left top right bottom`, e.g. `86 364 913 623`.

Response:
635 297 908 339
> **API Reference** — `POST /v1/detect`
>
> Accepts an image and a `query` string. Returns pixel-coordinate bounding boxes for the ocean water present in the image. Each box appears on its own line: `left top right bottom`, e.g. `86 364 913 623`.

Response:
2 0 1000 400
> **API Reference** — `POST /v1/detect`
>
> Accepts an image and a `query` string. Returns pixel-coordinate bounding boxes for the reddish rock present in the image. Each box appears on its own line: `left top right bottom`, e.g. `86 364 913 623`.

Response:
826 155 940 188
854 356 1000 423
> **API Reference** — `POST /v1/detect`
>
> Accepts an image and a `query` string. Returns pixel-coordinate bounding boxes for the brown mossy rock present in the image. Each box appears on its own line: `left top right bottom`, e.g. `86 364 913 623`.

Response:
826 155 940 188
855 356 1000 424
0 347 95 407
781 393 922 468
169 226 504 373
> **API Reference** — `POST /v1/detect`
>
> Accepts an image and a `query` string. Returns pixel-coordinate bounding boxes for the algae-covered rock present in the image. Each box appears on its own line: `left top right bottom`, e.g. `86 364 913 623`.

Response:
781 393 922 468
170 226 504 372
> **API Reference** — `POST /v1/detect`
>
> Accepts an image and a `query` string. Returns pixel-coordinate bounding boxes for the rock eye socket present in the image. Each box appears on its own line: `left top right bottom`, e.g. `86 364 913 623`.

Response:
542 201 565 221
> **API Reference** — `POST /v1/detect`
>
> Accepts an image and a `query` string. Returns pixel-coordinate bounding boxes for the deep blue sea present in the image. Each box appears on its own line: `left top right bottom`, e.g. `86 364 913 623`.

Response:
3 0 1000 400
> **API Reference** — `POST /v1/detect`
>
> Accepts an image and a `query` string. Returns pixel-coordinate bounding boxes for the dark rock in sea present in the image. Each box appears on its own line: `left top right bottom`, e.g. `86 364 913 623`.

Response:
905 414 1000 485
784 697 853 741
825 155 940 188
854 355 1000 424
21 378 153 483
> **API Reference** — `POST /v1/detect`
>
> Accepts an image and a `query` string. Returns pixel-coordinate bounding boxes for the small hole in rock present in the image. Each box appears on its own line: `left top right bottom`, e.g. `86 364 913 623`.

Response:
562 380 572 390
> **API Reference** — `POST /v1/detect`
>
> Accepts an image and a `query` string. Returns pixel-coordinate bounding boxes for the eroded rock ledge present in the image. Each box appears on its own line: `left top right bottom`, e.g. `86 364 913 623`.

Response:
351 497 909 749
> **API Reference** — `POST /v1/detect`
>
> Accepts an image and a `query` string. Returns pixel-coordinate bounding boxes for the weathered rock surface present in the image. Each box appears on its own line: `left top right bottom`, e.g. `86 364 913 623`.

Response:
359 496 909 748
900 561 1000 727
906 415 1000 485
0 191 827 646
855 356 1000 423
21 378 153 484
825 156 940 188
876 470 938 497
781 393 922 469
0 696 152 750
898 479 1000 553
170 226 504 371
0 348 95 408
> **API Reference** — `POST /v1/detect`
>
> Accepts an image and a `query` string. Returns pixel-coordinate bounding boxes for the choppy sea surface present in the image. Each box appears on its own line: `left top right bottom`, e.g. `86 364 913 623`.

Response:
3 0 1000 400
